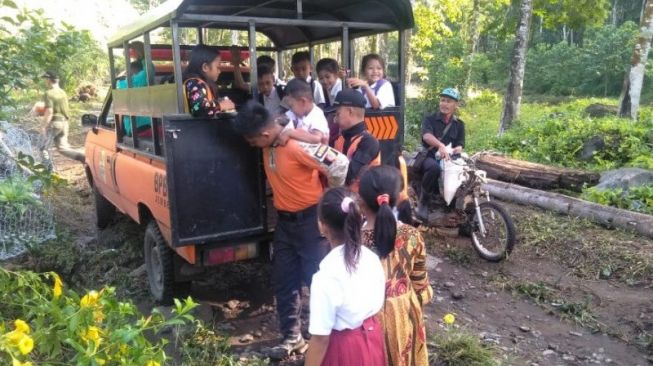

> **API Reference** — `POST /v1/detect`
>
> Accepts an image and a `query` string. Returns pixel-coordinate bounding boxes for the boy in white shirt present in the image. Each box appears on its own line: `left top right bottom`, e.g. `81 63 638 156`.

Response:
291 51 326 106
256 64 284 116
279 78 329 145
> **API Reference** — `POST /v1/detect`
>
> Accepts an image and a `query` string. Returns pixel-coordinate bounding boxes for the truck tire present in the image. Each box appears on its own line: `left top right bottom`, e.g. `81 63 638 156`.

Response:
144 220 190 305
94 188 115 229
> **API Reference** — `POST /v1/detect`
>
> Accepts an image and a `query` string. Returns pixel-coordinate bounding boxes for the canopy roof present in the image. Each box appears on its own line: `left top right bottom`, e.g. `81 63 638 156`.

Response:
108 0 414 49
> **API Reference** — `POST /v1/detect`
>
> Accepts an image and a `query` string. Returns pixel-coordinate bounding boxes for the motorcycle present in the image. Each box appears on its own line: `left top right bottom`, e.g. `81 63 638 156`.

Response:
409 152 516 262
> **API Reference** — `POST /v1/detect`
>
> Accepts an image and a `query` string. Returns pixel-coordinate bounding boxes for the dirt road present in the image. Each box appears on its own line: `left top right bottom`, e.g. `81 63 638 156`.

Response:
16 145 653 365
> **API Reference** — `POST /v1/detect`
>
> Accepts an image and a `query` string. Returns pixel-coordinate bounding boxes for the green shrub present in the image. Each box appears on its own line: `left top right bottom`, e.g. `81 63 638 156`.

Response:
0 2 106 116
0 268 197 365
493 107 653 171
429 328 499 366
581 185 653 215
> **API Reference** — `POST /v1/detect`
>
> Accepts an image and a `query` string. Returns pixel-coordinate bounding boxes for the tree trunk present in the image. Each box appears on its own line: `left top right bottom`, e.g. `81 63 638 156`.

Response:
612 0 619 26
618 0 653 120
618 66 632 117
499 0 533 134
463 0 481 95
475 154 600 192
405 31 413 86
484 179 653 239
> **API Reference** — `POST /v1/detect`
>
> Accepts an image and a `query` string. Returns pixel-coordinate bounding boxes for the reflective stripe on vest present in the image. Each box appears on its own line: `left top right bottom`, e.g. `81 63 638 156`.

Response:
334 133 381 166
334 132 381 192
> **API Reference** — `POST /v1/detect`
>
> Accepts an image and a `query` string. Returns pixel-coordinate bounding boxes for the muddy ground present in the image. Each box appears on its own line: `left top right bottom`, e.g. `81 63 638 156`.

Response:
5 122 653 365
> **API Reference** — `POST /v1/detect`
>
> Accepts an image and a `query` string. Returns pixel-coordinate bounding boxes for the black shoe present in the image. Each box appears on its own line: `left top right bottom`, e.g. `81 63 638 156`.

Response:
268 334 308 360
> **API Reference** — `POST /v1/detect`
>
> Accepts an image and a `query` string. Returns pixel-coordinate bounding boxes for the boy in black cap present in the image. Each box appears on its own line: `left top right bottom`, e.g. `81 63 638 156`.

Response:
40 71 84 163
330 89 380 192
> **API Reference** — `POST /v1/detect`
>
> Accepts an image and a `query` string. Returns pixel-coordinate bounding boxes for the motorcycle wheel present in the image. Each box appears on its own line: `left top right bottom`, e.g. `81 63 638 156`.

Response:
469 201 516 262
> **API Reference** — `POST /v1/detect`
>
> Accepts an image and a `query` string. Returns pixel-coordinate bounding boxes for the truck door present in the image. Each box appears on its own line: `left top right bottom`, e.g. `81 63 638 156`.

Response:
162 114 267 247
87 94 120 203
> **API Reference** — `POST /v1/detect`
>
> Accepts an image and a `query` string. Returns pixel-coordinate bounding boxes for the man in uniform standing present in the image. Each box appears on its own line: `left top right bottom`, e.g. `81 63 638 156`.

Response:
330 88 380 192
41 71 84 163
233 101 348 360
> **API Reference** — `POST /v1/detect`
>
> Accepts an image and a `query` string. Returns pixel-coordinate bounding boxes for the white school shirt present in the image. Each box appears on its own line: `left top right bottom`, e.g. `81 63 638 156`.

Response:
361 79 395 109
309 245 385 335
262 86 282 116
326 78 343 106
306 76 326 105
285 103 330 139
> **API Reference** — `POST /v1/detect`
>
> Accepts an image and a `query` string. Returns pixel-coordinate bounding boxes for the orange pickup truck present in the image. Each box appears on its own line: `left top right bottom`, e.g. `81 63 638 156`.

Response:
82 0 412 304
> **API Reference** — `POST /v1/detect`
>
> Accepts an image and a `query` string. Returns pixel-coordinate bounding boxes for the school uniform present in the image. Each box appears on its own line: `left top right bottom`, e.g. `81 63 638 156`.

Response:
260 86 283 116
265 123 348 340
323 79 343 147
360 79 395 109
310 245 386 365
307 76 327 105
325 78 343 107
285 103 330 142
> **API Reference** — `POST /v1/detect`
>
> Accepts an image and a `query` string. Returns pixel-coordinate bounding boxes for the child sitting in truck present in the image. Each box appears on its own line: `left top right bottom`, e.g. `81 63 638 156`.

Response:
277 78 329 145
290 51 326 106
183 44 235 117
316 58 344 146
346 53 395 110
256 64 286 116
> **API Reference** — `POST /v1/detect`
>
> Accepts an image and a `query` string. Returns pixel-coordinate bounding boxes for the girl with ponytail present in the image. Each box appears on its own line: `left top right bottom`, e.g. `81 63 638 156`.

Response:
305 187 386 366
358 166 434 366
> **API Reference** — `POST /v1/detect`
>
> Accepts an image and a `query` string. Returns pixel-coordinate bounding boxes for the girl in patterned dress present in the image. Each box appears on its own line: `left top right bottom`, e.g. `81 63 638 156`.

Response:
183 44 235 117
358 165 434 366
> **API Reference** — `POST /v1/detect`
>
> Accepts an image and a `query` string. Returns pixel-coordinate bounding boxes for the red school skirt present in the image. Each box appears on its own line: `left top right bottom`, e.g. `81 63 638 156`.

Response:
322 317 386 366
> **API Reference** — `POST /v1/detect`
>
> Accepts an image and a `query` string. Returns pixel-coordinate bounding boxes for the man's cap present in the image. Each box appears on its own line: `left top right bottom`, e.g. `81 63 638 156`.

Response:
41 71 59 80
439 87 460 101
333 88 366 109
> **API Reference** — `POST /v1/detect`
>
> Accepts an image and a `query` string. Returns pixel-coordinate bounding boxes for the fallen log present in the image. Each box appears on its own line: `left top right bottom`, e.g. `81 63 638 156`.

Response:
475 153 599 192
484 179 653 239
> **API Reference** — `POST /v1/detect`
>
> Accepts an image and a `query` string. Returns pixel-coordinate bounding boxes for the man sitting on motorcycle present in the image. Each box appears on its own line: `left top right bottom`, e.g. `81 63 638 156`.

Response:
416 87 465 220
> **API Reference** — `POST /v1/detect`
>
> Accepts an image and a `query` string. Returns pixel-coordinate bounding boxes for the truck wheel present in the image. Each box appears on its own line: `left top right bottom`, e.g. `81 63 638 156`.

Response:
94 188 115 229
144 221 190 305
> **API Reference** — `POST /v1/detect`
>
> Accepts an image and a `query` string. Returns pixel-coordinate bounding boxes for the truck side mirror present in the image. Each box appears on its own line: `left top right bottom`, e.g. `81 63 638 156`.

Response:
81 114 98 126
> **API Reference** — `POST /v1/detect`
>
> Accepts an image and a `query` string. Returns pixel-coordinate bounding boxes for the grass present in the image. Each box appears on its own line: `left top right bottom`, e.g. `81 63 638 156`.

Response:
429 328 501 366
177 322 269 366
490 274 606 333
513 206 653 287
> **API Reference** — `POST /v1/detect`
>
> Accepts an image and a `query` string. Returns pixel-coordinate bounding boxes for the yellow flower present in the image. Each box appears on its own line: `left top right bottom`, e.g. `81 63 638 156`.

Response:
119 344 129 355
146 361 160 366
52 273 63 299
80 291 100 308
81 326 102 346
95 357 106 365
12 359 33 366
14 319 30 334
443 313 456 325
18 334 34 355
6 330 24 344
93 310 105 323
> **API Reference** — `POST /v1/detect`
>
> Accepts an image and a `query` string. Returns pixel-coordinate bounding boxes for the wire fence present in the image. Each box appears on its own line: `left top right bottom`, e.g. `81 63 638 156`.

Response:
0 121 56 260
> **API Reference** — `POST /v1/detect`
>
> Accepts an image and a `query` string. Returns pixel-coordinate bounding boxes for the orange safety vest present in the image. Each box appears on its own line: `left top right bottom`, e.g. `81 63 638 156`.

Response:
183 77 215 114
334 132 381 192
